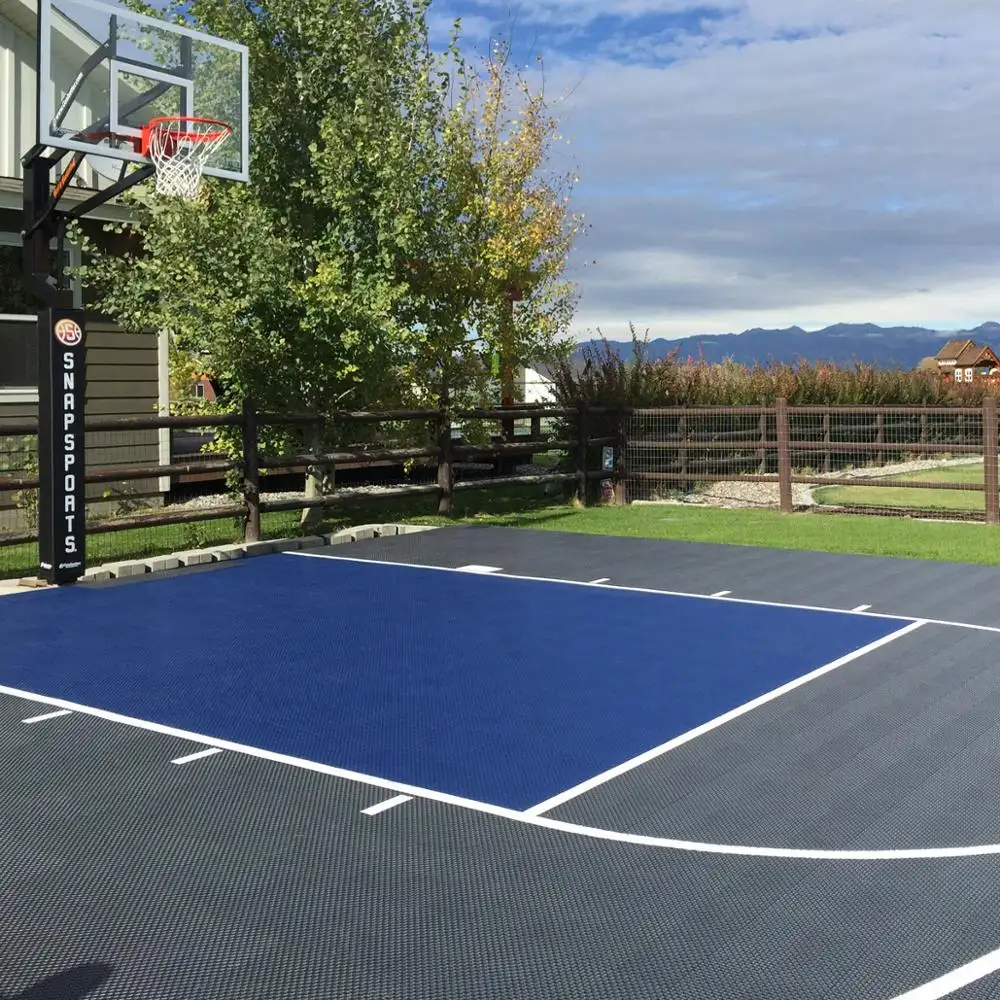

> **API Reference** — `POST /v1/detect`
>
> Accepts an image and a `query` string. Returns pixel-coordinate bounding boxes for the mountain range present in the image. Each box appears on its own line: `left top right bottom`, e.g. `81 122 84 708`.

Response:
572 322 1000 370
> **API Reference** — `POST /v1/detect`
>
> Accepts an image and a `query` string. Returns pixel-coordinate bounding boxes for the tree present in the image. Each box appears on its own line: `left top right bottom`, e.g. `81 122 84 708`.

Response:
439 36 588 408
74 2 588 434
75 0 456 426
343 26 589 414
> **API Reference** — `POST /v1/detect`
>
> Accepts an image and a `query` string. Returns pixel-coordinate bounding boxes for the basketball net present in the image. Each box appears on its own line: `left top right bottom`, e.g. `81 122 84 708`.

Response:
141 117 234 199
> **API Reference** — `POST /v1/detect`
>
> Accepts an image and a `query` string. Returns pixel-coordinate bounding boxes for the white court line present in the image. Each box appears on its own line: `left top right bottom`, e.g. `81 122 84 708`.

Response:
889 945 1000 999
853 604 872 612
287 550 1000 636
456 565 502 574
362 794 413 816
11 662 1000 860
589 577 611 584
523 619 927 816
21 709 72 724
171 747 225 765
711 590 732 597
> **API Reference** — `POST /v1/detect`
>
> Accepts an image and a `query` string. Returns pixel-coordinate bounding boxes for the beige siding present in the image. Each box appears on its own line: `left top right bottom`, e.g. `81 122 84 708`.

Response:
0 397 37 534
84 320 162 506
0 318 164 534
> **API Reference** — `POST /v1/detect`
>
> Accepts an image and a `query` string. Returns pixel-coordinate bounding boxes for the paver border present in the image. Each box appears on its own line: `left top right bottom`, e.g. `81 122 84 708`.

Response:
2 524 437 592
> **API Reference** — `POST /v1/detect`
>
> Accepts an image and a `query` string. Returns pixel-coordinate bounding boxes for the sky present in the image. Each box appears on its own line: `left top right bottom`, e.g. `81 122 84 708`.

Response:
426 0 1000 341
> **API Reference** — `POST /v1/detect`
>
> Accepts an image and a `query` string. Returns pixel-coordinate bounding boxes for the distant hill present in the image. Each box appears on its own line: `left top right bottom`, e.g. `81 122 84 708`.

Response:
572 322 1000 370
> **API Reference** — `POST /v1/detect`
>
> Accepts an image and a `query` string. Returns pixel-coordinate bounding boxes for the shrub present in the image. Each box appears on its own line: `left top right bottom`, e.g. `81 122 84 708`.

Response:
546 327 997 408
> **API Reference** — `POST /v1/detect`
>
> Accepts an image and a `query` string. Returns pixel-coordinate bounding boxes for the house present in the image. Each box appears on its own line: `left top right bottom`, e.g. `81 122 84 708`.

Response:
521 365 557 404
517 358 590 405
0 0 171 533
192 374 217 402
933 339 1000 384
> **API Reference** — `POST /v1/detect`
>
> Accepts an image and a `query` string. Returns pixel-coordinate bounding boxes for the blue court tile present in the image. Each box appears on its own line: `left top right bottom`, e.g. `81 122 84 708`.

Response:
0 554 910 810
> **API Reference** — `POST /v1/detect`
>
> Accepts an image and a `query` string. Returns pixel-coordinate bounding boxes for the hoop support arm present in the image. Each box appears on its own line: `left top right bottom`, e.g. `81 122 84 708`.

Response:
60 163 155 223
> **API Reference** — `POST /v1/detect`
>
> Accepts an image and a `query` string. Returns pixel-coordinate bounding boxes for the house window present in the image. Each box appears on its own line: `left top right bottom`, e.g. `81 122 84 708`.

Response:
0 234 82 392
194 381 205 399
965 368 974 381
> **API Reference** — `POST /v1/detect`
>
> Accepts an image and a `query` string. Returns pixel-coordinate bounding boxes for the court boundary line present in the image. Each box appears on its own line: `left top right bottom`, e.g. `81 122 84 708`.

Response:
9 657 1000 860
285 551 1000 636
523 619 927 816
889 944 1000 999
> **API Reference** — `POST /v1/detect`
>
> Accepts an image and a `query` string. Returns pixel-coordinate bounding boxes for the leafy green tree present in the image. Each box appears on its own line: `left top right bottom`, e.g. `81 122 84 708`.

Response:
76 0 454 424
75 1 589 469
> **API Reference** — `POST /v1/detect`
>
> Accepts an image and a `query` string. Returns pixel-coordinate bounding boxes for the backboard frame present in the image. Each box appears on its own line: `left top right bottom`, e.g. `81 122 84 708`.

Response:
37 0 250 184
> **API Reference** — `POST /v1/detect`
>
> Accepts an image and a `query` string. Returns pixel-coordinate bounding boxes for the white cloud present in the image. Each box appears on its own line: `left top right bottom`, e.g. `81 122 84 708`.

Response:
444 0 1000 339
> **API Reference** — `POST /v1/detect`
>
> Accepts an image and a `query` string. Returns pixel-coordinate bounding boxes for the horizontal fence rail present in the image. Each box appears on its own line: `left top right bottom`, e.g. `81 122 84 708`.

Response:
7 396 1000 579
0 401 621 576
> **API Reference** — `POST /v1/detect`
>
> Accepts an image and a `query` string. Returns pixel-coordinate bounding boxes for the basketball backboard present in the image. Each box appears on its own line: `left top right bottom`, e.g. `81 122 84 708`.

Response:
38 0 249 184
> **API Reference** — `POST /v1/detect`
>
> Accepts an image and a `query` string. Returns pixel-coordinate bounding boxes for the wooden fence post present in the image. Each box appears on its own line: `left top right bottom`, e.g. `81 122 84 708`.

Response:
576 404 589 505
775 397 793 513
678 410 689 488
436 406 454 516
984 396 998 525
615 406 627 505
242 396 261 542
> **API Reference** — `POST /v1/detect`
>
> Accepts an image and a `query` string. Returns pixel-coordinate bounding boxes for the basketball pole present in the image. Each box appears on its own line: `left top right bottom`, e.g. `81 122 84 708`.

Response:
22 149 87 585
21 142 153 585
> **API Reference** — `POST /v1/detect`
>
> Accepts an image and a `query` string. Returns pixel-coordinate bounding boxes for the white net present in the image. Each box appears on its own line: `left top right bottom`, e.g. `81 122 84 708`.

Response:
145 118 233 199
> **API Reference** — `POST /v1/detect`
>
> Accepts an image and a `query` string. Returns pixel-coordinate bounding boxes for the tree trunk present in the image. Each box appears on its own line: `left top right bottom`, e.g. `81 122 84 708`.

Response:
300 423 334 533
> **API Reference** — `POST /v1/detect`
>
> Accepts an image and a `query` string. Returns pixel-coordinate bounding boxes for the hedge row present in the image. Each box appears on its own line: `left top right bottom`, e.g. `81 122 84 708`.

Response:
545 333 996 407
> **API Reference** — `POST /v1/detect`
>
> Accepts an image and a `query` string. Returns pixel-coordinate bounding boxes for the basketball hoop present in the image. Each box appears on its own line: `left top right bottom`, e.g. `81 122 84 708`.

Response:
140 116 233 199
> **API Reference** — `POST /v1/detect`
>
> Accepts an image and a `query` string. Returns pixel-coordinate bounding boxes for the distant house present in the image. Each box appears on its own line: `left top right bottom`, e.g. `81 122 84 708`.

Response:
518 359 593 404
192 374 217 402
933 339 1000 384
521 366 557 404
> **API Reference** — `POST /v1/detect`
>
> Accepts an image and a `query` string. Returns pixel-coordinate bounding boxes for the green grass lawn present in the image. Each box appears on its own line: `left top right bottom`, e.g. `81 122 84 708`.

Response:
507 503 1000 564
812 462 986 513
6 474 1000 580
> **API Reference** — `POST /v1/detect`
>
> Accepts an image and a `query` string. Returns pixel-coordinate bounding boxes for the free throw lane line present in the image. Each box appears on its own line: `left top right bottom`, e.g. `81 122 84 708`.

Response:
362 794 413 816
171 747 225 765
522 618 928 816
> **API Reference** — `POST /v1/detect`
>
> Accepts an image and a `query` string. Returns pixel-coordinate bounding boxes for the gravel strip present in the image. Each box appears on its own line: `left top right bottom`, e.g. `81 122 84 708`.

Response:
637 456 985 510
163 464 555 512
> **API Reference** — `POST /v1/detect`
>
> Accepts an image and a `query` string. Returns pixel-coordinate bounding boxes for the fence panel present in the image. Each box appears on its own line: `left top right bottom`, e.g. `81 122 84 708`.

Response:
0 403 600 580
624 406 777 504
0 424 39 573
625 402 993 521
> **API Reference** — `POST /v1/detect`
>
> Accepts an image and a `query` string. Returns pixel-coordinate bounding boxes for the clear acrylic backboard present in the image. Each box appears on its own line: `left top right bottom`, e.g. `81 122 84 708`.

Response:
38 0 249 184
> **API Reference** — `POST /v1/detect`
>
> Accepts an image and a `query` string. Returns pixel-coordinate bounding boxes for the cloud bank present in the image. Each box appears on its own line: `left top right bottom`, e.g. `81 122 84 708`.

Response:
434 0 1000 339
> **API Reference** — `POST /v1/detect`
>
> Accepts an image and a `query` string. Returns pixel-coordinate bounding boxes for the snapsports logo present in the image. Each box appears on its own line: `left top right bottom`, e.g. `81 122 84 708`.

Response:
54 318 83 347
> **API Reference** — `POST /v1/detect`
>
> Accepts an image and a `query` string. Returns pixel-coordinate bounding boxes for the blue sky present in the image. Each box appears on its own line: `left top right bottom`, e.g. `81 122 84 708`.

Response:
428 0 1000 341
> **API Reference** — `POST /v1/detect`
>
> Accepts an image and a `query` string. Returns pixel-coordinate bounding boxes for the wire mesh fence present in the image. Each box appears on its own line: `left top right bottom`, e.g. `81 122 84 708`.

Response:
624 402 998 521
